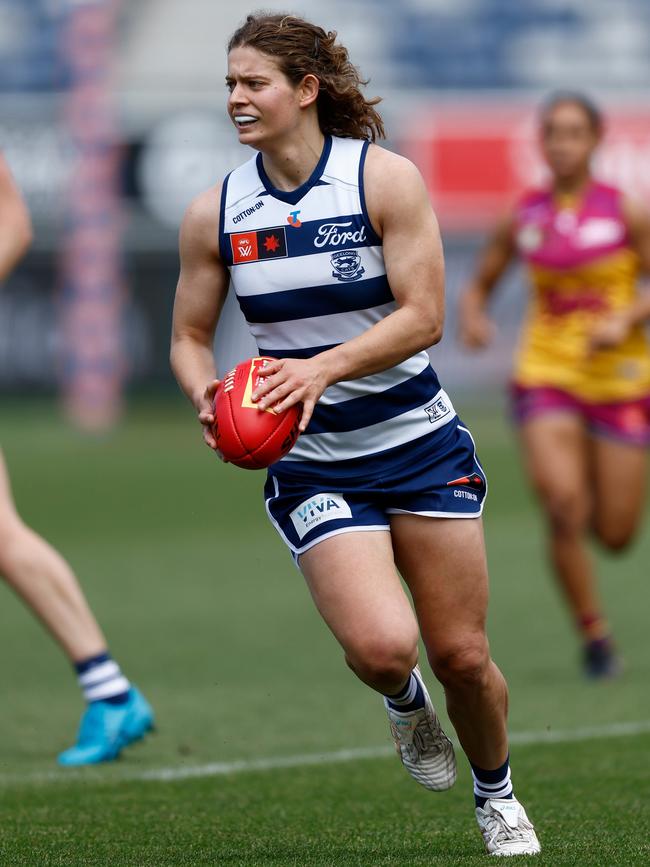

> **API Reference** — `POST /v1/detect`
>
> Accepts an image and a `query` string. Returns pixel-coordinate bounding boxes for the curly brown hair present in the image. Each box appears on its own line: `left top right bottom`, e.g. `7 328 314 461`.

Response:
228 12 385 142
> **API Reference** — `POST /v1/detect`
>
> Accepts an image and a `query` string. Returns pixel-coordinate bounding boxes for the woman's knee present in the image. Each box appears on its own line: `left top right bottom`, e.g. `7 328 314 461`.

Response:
428 636 491 689
536 486 591 537
345 632 419 688
592 518 637 553
0 515 30 577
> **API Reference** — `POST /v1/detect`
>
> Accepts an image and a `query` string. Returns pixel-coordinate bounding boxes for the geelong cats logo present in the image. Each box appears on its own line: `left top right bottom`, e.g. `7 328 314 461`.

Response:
330 250 365 282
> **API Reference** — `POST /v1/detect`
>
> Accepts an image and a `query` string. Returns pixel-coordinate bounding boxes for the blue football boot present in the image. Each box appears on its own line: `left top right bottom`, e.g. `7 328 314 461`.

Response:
58 686 154 766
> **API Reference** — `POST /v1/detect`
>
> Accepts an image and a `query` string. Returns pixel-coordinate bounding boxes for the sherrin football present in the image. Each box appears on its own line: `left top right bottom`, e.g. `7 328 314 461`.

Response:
212 357 302 469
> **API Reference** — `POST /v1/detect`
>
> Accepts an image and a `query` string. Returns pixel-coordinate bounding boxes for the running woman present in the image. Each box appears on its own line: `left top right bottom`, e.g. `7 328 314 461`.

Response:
171 13 540 856
459 92 650 678
0 153 153 764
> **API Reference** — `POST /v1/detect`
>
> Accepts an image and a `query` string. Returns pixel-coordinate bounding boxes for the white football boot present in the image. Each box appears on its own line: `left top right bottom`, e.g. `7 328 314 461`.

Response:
475 797 541 856
383 665 457 791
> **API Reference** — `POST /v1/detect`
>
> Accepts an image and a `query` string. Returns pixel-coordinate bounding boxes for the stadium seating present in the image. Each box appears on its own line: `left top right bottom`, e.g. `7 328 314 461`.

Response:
0 0 62 91
387 0 650 89
1 0 650 94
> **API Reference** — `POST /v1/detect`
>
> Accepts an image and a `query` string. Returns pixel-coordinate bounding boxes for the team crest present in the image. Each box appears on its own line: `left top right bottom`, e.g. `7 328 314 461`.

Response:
424 398 451 424
330 250 365 282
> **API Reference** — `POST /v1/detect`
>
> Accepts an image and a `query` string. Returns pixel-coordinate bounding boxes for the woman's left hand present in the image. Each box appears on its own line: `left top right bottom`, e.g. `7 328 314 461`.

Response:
252 357 330 432
588 312 632 353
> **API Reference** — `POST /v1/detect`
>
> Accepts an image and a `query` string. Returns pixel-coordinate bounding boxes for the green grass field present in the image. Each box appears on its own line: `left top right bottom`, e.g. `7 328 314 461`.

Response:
0 398 649 865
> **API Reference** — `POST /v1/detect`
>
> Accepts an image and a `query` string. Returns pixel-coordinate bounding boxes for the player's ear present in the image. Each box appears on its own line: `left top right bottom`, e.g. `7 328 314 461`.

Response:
298 74 320 109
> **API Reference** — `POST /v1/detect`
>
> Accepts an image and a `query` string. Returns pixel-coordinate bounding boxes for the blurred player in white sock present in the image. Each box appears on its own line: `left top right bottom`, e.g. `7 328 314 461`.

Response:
0 153 153 765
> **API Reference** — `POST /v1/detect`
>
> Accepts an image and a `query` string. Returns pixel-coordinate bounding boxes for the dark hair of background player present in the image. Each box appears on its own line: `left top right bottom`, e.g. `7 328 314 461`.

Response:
228 12 386 142
539 90 603 134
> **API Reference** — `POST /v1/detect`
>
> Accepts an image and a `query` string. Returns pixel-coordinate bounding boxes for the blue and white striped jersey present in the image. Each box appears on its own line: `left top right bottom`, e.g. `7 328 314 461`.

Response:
219 135 457 478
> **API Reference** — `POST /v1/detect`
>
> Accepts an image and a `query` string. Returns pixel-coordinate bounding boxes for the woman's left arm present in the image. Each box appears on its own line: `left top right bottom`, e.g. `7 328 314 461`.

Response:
254 147 444 430
625 195 650 279
589 196 650 351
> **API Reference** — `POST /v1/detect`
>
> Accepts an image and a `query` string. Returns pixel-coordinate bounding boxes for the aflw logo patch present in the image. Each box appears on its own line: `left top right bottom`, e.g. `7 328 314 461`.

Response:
289 493 352 540
230 227 288 264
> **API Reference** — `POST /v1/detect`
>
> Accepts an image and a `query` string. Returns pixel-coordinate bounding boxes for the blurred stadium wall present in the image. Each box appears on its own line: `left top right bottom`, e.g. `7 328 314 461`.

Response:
1 0 649 423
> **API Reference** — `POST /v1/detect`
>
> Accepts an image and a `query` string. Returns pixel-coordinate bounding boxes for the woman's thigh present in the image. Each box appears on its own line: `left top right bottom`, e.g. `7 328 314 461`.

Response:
389 514 489 654
589 436 647 548
298 530 419 657
517 413 591 526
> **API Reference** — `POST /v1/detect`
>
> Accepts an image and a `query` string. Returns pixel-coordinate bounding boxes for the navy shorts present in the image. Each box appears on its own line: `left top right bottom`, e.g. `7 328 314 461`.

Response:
264 420 487 563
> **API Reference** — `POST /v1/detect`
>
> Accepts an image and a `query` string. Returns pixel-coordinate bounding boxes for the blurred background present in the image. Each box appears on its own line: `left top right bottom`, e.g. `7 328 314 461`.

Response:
2 0 650 428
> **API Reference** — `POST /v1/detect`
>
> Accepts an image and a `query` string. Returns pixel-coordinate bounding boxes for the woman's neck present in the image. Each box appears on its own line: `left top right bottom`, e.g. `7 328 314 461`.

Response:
260 127 326 192
552 170 592 200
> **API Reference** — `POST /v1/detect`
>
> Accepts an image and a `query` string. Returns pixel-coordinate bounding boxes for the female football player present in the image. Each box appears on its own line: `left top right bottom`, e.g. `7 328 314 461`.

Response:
459 92 650 678
0 153 153 764
171 13 540 856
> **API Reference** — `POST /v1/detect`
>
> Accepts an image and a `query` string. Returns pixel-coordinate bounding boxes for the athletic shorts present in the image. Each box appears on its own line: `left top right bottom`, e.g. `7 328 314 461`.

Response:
264 420 487 563
510 383 650 446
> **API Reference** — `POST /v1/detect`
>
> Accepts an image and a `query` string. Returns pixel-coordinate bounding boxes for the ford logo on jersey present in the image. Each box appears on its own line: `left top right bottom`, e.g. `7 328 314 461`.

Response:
331 250 365 282
314 221 367 248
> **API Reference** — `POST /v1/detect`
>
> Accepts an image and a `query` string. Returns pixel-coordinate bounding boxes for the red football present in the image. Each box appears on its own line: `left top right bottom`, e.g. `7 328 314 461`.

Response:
212 357 302 470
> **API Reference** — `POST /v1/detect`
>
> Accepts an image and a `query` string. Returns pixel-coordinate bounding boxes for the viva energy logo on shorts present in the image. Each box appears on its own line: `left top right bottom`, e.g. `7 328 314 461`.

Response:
290 493 352 540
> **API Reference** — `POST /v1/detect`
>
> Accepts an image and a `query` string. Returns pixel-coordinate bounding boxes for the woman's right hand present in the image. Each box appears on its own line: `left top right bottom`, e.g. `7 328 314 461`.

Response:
195 379 221 452
458 300 496 350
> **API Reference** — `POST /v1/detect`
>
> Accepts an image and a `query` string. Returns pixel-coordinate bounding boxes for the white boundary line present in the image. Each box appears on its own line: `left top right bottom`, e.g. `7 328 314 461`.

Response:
2 719 649 788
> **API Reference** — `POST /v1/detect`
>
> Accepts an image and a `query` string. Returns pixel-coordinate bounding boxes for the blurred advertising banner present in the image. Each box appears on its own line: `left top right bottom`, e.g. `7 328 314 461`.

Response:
400 103 650 231
59 0 126 431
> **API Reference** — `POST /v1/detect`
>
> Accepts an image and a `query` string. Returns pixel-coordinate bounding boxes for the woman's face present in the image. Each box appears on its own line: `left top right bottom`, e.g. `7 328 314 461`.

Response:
226 46 302 148
540 101 600 181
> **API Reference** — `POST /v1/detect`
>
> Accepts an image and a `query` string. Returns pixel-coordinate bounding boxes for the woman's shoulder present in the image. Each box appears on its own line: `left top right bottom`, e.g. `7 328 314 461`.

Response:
364 142 419 173
179 183 222 253
591 179 624 198
516 185 552 210
363 143 427 198
183 183 222 224
618 188 650 235
588 180 647 228
361 143 437 234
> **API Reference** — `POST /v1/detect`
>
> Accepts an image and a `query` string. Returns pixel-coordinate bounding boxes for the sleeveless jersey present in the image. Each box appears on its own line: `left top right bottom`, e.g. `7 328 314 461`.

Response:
219 135 455 478
513 181 650 402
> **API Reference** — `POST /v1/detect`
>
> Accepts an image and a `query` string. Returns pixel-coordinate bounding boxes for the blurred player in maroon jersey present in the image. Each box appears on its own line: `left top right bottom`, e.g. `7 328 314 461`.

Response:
460 92 650 678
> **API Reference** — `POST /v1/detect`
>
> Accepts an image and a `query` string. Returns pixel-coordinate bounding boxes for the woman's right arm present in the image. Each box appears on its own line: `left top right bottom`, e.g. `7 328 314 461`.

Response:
170 185 230 449
457 212 517 350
